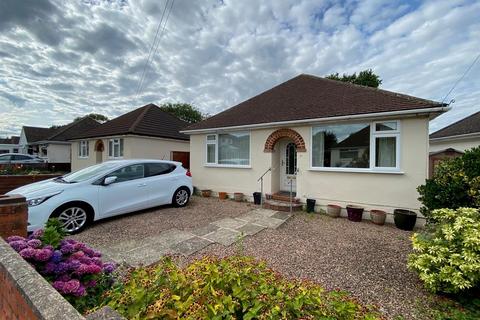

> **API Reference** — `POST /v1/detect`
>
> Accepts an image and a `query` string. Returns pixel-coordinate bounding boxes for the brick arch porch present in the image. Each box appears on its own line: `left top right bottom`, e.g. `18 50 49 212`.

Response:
263 128 306 152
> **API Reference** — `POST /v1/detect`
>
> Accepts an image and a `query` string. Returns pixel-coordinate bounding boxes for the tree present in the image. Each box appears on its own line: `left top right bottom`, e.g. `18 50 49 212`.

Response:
159 103 205 123
74 113 109 123
326 69 382 88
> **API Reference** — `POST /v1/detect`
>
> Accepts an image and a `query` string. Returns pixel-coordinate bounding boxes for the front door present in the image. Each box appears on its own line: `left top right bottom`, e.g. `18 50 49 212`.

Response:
280 141 297 192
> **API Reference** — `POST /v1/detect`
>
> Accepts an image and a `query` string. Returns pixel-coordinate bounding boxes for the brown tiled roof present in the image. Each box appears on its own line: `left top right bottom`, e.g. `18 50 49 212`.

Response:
23 126 57 143
185 74 445 131
0 136 20 144
430 110 480 139
24 117 101 144
70 104 189 141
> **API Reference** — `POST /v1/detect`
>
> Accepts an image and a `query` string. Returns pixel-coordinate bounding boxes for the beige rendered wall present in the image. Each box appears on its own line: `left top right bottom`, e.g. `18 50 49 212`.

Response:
190 117 429 216
429 137 479 153
47 143 71 163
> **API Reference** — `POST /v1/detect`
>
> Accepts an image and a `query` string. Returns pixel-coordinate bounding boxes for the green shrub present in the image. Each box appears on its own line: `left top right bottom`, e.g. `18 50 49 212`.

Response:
418 147 480 220
102 256 380 319
408 208 480 293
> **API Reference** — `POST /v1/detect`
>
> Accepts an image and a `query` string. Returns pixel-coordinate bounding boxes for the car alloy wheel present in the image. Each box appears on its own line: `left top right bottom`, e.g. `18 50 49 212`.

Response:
57 207 87 233
176 189 189 206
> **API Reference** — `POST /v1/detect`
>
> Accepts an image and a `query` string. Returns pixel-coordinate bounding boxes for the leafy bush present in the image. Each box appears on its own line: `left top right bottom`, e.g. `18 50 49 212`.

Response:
408 208 480 293
7 221 116 313
418 147 480 219
102 256 380 319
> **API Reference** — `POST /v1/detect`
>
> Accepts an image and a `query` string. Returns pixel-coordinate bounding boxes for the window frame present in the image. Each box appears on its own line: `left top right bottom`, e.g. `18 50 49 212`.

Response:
310 120 401 173
204 132 251 168
108 138 124 159
78 140 89 158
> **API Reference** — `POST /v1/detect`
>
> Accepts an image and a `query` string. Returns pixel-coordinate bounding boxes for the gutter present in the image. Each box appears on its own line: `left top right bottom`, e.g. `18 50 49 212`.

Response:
181 105 451 134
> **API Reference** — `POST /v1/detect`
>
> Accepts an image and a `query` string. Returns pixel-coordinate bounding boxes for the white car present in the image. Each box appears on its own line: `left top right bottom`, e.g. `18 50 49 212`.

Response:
7 160 193 233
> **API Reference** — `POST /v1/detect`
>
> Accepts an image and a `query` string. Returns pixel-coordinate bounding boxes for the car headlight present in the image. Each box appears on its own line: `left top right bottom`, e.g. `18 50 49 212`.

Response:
27 191 63 207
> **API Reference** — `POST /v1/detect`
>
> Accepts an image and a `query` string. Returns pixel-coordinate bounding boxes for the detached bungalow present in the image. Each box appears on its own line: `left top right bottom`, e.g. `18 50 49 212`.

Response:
430 110 480 152
182 74 449 219
0 136 20 154
69 104 190 171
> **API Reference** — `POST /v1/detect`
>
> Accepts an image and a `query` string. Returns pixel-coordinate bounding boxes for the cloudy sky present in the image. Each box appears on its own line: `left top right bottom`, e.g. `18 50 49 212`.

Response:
0 0 479 137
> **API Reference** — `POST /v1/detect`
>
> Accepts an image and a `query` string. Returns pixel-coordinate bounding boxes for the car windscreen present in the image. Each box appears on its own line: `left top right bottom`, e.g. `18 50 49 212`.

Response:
61 162 121 183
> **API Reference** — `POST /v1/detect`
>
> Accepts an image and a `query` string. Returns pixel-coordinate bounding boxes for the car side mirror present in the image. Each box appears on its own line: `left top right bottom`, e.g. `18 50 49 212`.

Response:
103 176 117 186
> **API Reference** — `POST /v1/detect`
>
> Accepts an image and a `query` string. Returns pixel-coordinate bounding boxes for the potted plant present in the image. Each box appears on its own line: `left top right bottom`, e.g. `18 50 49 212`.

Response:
394 209 417 231
218 192 228 200
326 204 341 217
234 192 244 202
370 209 386 225
201 189 211 197
306 198 316 213
265 193 272 200
346 205 364 222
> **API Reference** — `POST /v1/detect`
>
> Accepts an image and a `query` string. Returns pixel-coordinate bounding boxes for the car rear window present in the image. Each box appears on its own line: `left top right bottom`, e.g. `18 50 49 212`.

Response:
144 163 176 177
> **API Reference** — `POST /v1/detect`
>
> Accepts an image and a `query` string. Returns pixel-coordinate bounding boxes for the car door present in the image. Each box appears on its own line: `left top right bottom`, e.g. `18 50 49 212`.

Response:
143 162 178 207
0 154 12 163
12 154 34 164
98 163 150 218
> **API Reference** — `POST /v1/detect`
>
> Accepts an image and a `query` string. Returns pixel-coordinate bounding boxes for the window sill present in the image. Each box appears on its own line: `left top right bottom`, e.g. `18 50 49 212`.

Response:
204 164 251 169
78 156 89 159
309 167 404 174
108 157 124 160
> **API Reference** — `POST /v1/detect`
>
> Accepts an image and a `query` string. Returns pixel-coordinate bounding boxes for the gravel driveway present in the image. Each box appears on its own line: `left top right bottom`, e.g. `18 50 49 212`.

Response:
187 212 432 320
72 196 254 249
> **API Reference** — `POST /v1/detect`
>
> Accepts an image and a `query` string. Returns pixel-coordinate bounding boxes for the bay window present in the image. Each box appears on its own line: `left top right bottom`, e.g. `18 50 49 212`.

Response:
78 140 89 158
311 121 400 171
108 138 124 158
205 132 250 166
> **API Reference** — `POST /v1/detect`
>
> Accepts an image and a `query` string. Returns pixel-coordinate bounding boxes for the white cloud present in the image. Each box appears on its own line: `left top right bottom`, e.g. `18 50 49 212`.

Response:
0 0 478 137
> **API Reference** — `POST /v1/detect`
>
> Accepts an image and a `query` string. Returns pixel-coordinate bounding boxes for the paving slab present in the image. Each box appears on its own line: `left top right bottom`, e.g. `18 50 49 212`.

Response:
236 212 268 223
236 223 266 236
271 211 293 220
121 244 171 266
203 228 242 246
171 237 213 256
211 217 247 229
191 224 219 236
251 208 278 217
251 216 285 229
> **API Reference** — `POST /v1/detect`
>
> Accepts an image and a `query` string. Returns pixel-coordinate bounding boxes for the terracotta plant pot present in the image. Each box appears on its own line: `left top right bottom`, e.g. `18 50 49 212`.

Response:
234 192 244 202
370 209 386 225
346 205 364 222
326 204 341 218
265 193 272 200
394 209 417 231
218 192 228 200
201 190 211 198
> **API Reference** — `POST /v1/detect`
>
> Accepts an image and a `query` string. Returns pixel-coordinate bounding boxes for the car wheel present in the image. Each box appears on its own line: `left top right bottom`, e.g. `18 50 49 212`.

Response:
172 187 190 207
51 203 92 234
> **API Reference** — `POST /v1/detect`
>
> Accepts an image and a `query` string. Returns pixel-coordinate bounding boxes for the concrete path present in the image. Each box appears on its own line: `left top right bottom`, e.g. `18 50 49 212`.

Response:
98 208 291 266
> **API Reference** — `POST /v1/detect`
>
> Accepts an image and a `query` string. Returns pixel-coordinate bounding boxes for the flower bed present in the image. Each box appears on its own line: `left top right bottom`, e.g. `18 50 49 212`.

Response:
101 255 381 319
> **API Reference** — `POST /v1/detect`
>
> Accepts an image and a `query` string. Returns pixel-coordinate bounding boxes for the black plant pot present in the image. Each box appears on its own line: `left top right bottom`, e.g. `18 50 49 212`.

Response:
253 192 262 205
346 205 364 222
306 199 316 213
394 209 417 231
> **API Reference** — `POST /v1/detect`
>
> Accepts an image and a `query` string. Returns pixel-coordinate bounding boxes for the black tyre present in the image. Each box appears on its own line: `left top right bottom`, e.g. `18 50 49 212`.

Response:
172 187 190 207
51 202 93 234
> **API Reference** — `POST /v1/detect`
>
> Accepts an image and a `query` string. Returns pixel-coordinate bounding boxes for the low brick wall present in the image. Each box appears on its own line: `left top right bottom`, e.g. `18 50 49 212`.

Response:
0 194 28 239
0 174 61 195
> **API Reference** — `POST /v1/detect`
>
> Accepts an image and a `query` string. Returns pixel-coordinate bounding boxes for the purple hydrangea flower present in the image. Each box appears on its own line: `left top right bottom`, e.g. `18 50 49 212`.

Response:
9 240 28 252
66 259 81 271
75 263 102 275
19 248 36 259
102 262 116 273
51 250 62 263
7 235 25 242
34 248 53 262
44 262 57 274
73 284 86 297
31 229 44 239
27 239 42 249
60 244 74 254
53 279 82 295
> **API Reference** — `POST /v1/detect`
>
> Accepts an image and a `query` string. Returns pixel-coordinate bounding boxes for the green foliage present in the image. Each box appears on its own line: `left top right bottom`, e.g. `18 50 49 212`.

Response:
41 218 66 248
102 256 380 319
74 113 109 123
417 147 480 219
326 69 382 88
159 102 206 123
408 208 480 294
416 295 480 320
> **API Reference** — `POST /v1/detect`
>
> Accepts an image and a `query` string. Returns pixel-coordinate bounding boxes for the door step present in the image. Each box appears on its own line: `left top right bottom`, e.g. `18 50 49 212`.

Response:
271 193 300 203
264 200 303 212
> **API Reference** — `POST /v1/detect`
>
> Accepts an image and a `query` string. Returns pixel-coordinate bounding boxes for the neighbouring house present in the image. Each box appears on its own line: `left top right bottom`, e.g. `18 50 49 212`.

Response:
428 110 480 177
182 74 449 221
0 136 20 154
68 104 190 171
18 117 101 171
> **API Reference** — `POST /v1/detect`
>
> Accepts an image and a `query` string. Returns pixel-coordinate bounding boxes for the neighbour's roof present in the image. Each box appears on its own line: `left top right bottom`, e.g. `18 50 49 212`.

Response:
430 110 480 139
23 117 101 143
70 104 189 141
0 136 20 144
185 74 445 131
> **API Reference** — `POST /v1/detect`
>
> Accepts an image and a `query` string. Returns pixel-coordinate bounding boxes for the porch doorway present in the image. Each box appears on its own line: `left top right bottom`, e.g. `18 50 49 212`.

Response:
94 140 104 164
279 140 297 192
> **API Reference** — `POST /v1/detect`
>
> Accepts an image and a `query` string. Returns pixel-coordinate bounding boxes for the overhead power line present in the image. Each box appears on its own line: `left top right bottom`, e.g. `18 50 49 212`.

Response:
441 52 480 104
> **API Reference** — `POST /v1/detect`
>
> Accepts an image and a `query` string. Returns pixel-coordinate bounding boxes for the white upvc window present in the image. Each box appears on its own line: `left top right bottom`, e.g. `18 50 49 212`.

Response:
205 132 250 167
78 140 89 158
311 120 401 172
108 138 124 158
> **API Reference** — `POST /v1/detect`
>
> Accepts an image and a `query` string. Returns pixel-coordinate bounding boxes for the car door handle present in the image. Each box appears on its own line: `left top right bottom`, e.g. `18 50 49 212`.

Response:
137 183 147 187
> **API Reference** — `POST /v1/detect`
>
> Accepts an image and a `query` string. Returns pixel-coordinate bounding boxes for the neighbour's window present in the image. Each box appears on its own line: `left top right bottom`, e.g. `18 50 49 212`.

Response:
205 132 250 166
108 138 124 158
311 121 400 171
78 140 89 158
106 164 144 183
13 148 19 153
144 163 176 177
